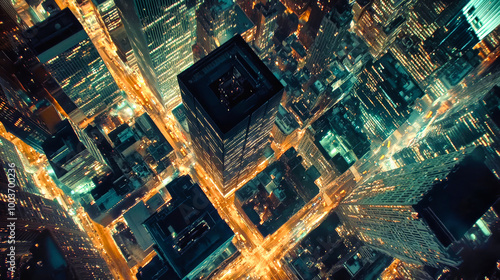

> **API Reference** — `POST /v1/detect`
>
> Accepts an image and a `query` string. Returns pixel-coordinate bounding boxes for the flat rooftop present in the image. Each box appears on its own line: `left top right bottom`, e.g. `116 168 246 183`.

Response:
143 176 234 278
178 35 283 134
25 8 85 59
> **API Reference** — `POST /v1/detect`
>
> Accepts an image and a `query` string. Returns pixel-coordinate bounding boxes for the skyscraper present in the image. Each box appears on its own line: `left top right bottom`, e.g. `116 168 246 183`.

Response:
92 0 138 72
305 4 351 75
143 176 236 280
43 120 110 195
0 136 38 194
178 35 284 196
195 0 255 61
310 105 370 174
351 53 423 141
92 0 122 33
115 0 200 110
9 0 61 27
392 86 500 174
26 8 123 122
387 0 469 97
337 147 500 267
0 182 112 279
252 0 281 60
0 85 50 153
0 0 28 53
463 0 500 41
352 0 411 58
353 0 498 99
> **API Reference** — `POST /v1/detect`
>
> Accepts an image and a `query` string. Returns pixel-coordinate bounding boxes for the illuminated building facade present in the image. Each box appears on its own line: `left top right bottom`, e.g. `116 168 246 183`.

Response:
143 176 236 280
297 126 339 188
272 104 300 153
0 0 29 51
0 87 50 153
355 0 497 99
0 136 38 194
43 120 110 194
92 0 121 33
393 86 500 175
179 35 283 196
26 9 123 122
195 0 255 61
9 0 58 27
477 24 500 58
26 8 123 121
351 53 423 141
253 0 280 59
306 5 351 75
352 0 412 58
337 148 500 267
0 183 111 279
463 0 500 41
388 0 469 97
92 0 137 72
115 0 201 110
310 105 370 174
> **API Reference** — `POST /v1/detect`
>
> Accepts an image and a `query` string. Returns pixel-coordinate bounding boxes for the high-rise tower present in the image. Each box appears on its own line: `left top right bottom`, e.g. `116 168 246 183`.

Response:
252 0 281 60
115 0 200 110
26 8 123 122
351 53 423 141
463 0 500 41
143 176 236 279
178 35 283 196
0 93 50 153
0 136 38 194
43 120 110 194
194 0 255 61
0 181 112 279
305 4 351 75
337 148 500 267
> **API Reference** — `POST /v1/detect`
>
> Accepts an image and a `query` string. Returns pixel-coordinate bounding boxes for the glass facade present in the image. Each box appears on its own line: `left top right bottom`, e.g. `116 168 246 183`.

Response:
116 0 200 110
463 0 500 40
0 187 112 279
179 36 283 196
337 148 500 268
0 136 38 194
0 93 50 153
43 120 110 194
28 9 123 119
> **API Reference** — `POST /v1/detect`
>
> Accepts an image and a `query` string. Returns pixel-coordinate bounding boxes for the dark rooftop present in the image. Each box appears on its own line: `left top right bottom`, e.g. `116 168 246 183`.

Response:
25 8 85 59
20 230 70 280
136 255 180 280
143 176 234 279
178 35 283 134
415 148 500 247
42 120 84 176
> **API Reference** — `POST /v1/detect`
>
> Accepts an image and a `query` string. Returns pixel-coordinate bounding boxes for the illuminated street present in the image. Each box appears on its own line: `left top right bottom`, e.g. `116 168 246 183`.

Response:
34 0 500 278
1 0 500 279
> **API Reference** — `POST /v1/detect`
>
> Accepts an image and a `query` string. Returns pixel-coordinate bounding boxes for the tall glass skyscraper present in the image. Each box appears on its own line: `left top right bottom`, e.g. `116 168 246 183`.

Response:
351 53 424 141
115 0 201 110
463 0 500 40
0 183 112 279
178 35 283 196
0 85 50 153
0 136 38 194
305 5 351 75
195 0 255 61
43 120 110 195
337 147 500 268
26 8 123 121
